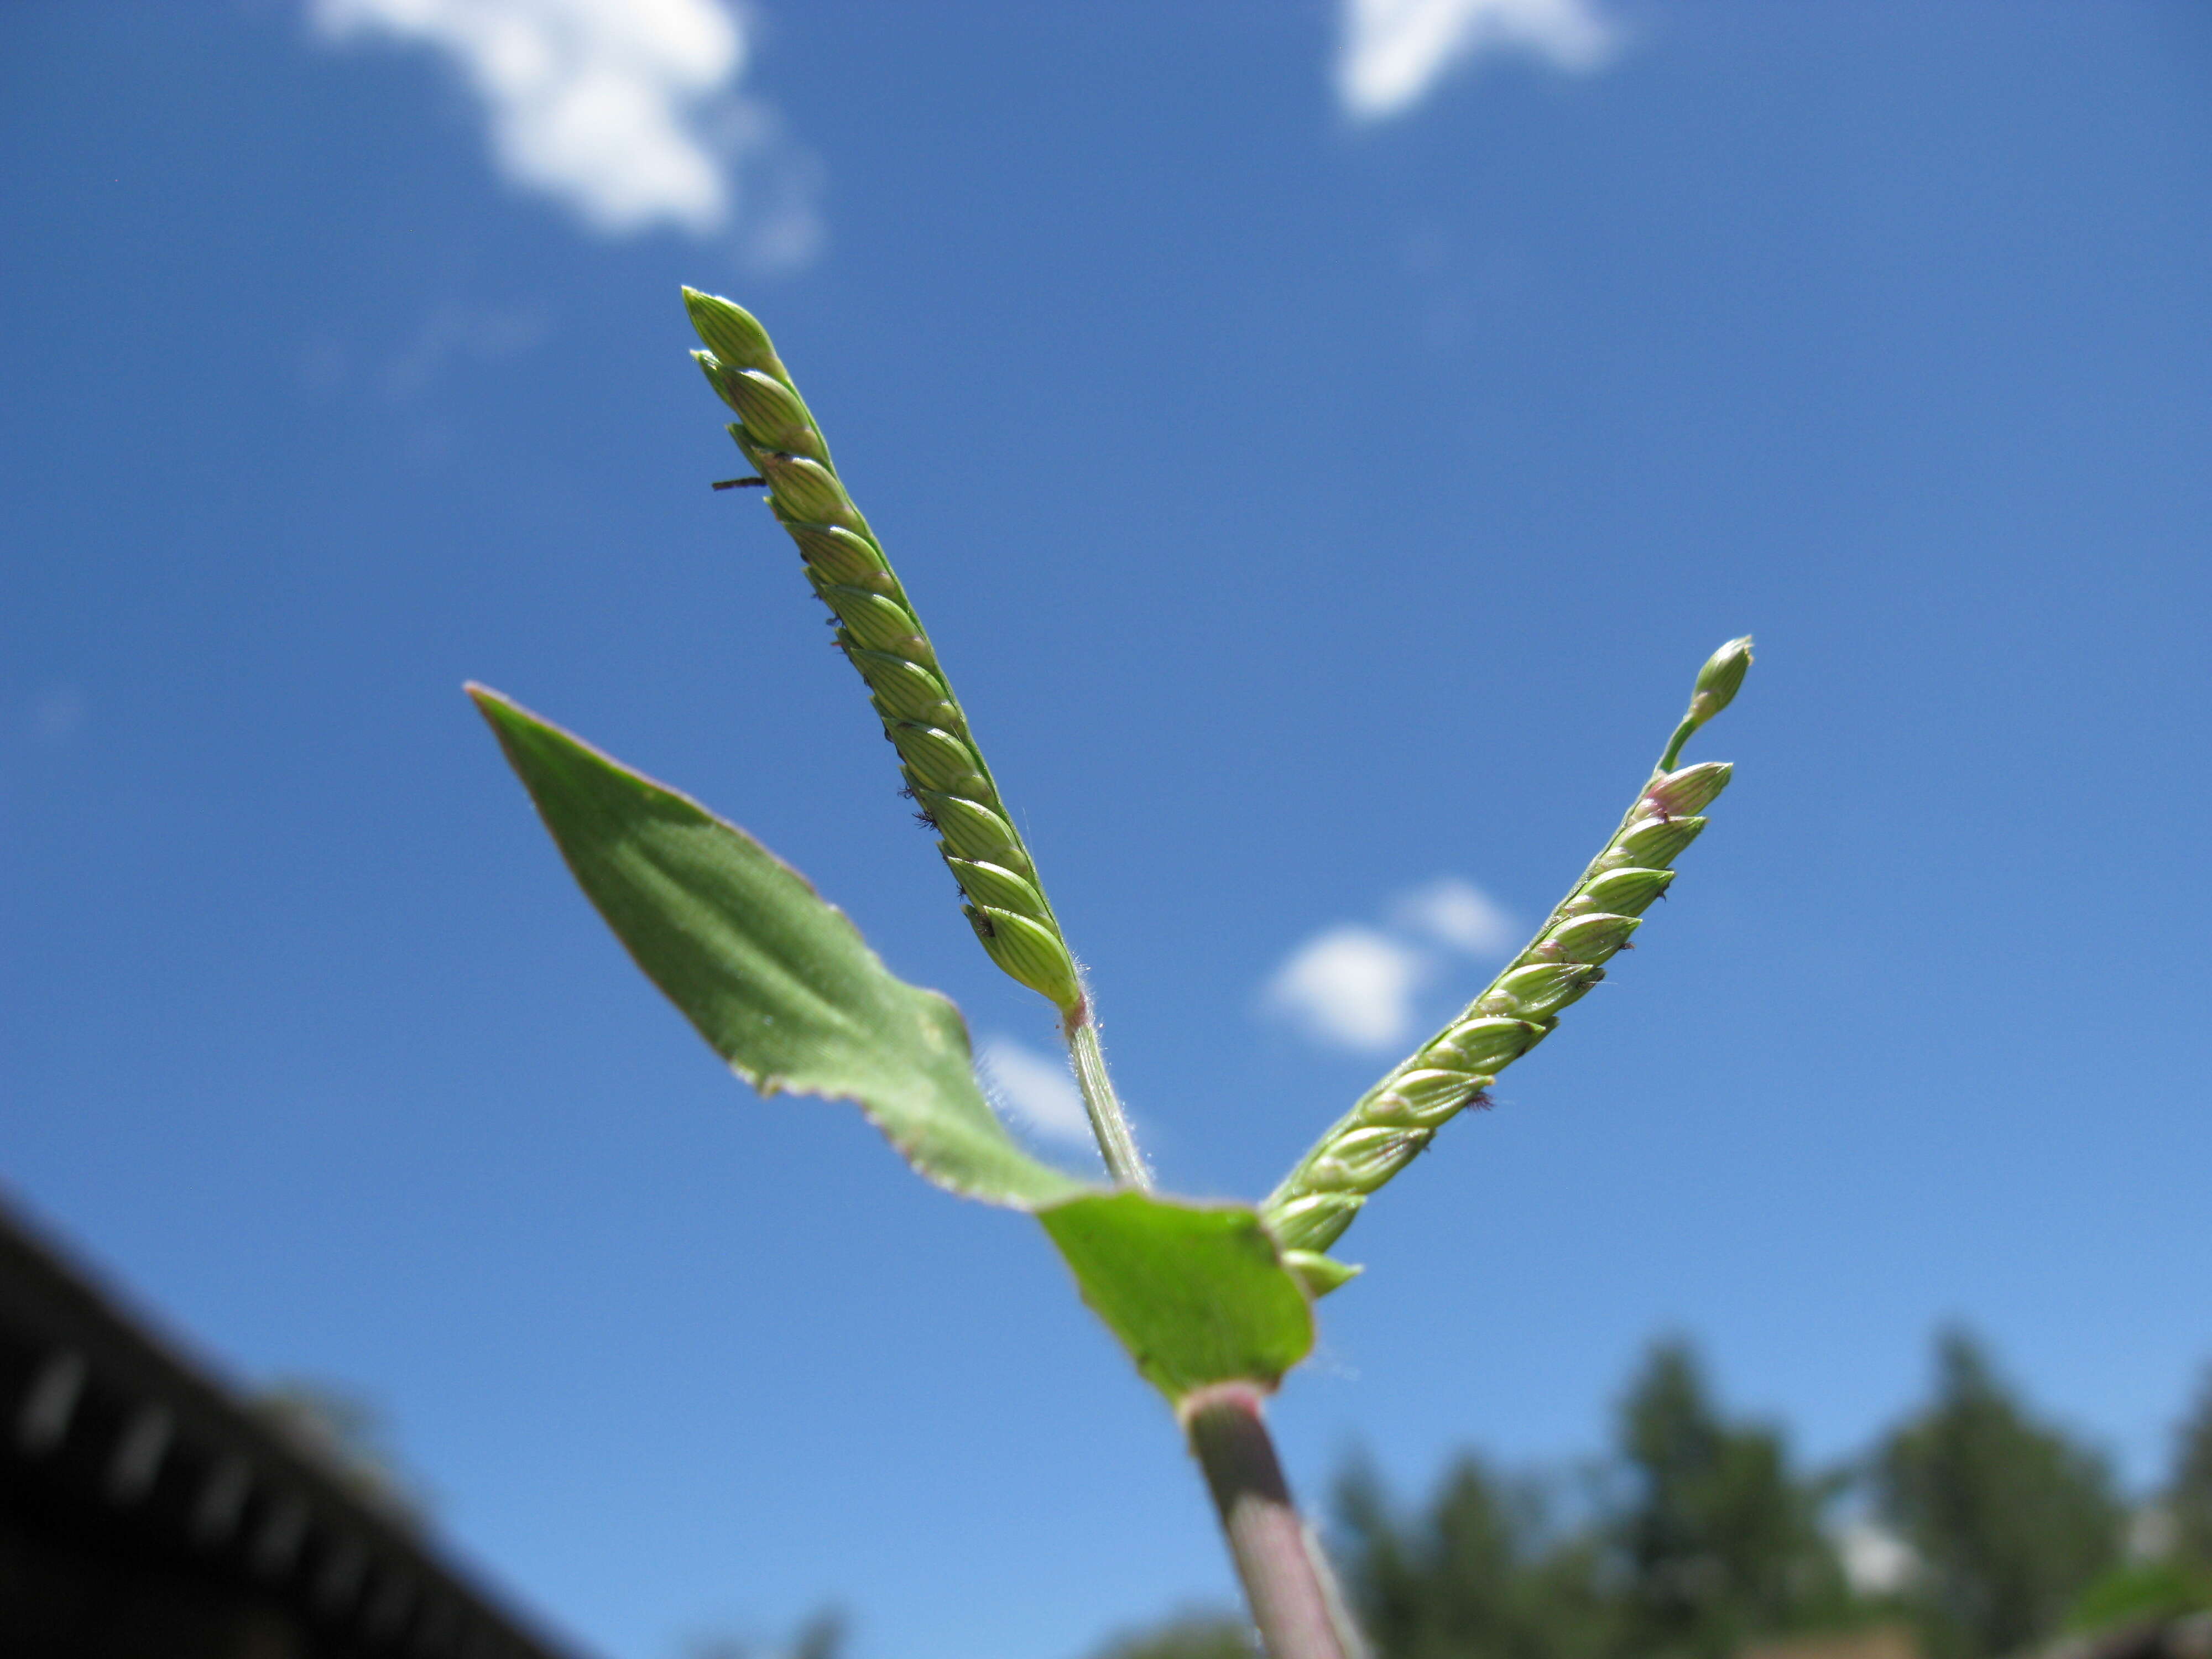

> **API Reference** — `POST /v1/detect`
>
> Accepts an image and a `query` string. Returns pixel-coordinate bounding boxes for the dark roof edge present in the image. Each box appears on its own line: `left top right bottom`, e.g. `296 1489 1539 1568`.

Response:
0 1182 596 1659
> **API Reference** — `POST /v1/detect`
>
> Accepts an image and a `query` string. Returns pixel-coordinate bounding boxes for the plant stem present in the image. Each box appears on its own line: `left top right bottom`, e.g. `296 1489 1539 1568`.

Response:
1181 1384 1365 1659
1063 1010 1150 1191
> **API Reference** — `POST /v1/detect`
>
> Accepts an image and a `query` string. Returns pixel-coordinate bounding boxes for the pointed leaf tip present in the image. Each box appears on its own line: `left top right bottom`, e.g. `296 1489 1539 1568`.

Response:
468 686 1082 1211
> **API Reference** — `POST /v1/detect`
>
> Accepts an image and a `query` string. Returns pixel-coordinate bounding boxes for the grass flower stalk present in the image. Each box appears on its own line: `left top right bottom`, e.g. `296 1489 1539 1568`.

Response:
1261 639 1752 1273
681 289 1150 1189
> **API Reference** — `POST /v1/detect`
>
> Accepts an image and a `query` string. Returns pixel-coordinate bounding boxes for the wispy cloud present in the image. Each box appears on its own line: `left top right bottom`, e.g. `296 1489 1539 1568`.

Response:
384 300 551 398
1264 879 1517 1054
1265 926 1432 1052
309 0 823 269
977 1036 1099 1156
1391 875 1519 956
1338 0 1620 122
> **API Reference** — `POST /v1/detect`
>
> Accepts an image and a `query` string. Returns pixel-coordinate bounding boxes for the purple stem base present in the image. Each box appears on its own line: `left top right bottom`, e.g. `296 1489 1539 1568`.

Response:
1181 1384 1363 1659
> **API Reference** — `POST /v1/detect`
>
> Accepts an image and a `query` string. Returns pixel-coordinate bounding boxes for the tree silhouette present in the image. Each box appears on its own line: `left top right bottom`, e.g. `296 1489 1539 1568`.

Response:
1334 1452 1610 1659
1610 1340 1849 1659
2172 1367 2212 1572
1873 1329 2121 1659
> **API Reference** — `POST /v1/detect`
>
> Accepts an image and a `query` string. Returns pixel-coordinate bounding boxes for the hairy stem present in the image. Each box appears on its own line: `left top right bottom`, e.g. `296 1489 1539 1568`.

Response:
1063 1011 1149 1190
1182 1385 1365 1659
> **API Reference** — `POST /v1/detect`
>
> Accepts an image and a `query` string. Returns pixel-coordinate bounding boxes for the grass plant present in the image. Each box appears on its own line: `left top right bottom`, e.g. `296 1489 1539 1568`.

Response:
469 290 1753 1659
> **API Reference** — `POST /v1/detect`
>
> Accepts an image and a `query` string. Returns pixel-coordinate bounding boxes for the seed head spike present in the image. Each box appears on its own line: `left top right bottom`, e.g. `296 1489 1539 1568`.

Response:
684 290 1089 1025
681 291 1159 1194
1261 638 1753 1278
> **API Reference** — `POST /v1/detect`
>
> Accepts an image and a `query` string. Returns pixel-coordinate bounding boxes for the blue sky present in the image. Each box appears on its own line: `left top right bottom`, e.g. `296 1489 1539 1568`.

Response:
4 2 2210 1655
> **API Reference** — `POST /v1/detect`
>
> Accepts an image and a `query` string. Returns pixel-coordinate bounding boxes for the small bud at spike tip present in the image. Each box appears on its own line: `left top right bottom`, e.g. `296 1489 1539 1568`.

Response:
1662 635 1754 770
1693 636 1755 719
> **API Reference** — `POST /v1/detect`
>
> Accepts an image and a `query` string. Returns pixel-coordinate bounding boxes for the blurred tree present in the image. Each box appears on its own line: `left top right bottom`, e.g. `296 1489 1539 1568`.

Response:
786 1610 846 1659
1609 1340 1851 1659
1333 1452 1610 1659
2172 1367 2212 1571
1085 1610 1256 1658
684 1608 846 1659
248 1376 430 1524
1872 1329 2122 1659
2062 1557 2212 1636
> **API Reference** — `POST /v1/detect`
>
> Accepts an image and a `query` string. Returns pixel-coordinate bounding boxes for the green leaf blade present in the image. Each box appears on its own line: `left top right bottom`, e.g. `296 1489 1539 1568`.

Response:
469 685 1082 1211
1039 1192 1315 1401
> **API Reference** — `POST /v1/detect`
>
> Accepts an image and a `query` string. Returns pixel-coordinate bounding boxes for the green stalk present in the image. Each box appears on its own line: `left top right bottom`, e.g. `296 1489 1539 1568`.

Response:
1262 639 1753 1275
1067 1015 1150 1190
1182 1384 1367 1659
682 288 1147 1185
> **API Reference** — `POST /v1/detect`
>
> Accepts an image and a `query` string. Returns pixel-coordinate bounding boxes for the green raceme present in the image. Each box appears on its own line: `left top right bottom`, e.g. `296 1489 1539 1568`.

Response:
1261 639 1752 1283
682 288 1091 1020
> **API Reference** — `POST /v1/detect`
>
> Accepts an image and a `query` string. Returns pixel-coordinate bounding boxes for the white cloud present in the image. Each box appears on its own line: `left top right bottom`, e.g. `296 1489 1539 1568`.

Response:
1391 876 1517 957
1262 877 1517 1052
1338 0 1620 122
1264 926 1431 1053
310 0 822 267
976 1036 1098 1154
